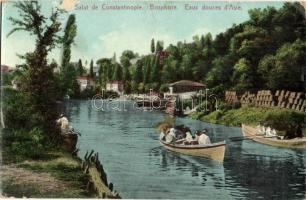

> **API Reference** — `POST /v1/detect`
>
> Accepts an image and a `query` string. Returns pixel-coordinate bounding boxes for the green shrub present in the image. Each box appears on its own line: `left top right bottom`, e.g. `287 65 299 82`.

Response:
159 84 169 93
3 128 46 160
79 88 95 99
197 106 306 129
3 88 34 130
264 110 305 131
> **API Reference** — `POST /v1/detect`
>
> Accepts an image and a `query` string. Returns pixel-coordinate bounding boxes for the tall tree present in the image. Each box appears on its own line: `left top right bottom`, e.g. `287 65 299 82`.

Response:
97 58 111 88
90 59 94 78
78 59 85 75
61 14 76 71
151 56 161 83
143 56 152 84
151 38 155 53
156 41 164 52
120 50 135 93
60 14 77 95
8 1 63 137
112 64 122 81
133 61 143 84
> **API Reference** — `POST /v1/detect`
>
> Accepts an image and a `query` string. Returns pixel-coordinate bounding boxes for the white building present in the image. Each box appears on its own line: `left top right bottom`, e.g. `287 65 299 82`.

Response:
165 80 206 100
76 76 95 91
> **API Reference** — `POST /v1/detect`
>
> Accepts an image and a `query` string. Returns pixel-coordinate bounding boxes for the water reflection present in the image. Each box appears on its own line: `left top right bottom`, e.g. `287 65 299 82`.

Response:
150 147 225 186
224 140 306 199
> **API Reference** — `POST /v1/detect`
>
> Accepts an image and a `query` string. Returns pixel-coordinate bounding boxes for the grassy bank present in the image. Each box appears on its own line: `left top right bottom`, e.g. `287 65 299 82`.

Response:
1 146 93 198
189 106 306 130
1 127 120 198
2 151 91 198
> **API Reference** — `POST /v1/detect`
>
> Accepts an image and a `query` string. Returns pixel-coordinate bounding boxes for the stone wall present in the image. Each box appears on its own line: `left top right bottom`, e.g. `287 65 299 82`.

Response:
225 90 306 112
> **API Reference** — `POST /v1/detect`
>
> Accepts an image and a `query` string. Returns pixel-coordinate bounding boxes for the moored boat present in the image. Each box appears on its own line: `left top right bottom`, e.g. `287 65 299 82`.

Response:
242 124 306 149
160 140 226 162
136 99 168 110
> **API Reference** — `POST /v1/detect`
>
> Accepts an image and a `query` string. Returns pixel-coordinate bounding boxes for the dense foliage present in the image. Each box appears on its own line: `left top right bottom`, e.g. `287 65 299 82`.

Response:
95 2 306 94
190 106 306 131
3 1 69 159
7 1 64 138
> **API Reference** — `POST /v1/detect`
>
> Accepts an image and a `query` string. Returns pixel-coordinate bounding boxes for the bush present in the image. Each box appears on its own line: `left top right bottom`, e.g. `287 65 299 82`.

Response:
159 84 169 93
79 88 96 99
138 83 145 92
264 110 305 131
3 88 34 130
199 106 306 129
3 128 46 160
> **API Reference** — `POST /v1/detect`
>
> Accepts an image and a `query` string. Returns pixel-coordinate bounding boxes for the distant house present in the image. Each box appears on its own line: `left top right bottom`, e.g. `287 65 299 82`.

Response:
76 76 95 91
165 80 206 99
1 65 11 74
106 80 124 95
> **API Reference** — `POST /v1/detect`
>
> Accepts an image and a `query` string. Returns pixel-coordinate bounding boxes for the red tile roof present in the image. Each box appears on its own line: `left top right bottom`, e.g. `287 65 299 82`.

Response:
1 65 10 72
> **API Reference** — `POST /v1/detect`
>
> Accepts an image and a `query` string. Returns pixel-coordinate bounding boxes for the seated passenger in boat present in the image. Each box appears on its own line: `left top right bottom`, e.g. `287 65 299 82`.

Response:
159 131 166 141
185 131 193 142
257 124 266 135
195 130 211 145
174 125 189 139
165 128 176 143
265 127 277 137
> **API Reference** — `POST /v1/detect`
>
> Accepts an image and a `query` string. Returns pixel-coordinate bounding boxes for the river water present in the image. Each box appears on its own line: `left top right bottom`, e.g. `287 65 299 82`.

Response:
64 100 306 199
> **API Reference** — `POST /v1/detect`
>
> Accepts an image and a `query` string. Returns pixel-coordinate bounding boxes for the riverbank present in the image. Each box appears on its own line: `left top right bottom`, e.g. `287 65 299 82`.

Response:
189 106 306 132
1 132 118 198
1 149 92 198
2 87 120 198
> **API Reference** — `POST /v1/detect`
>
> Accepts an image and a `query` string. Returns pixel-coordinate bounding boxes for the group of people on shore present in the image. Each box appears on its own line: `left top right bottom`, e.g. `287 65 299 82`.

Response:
159 124 211 145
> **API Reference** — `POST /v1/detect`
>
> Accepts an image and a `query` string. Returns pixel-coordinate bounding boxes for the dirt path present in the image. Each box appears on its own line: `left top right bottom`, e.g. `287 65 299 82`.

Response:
1 165 69 193
0 151 92 198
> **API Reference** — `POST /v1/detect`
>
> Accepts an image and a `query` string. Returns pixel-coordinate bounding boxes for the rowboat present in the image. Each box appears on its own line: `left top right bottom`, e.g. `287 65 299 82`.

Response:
160 140 226 162
242 124 306 149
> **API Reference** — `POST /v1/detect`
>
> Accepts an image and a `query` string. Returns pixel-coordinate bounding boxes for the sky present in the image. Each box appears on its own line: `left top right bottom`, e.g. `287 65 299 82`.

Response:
1 0 285 68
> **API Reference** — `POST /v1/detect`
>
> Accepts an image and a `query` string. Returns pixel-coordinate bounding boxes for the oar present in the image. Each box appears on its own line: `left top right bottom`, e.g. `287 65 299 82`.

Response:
227 136 253 142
